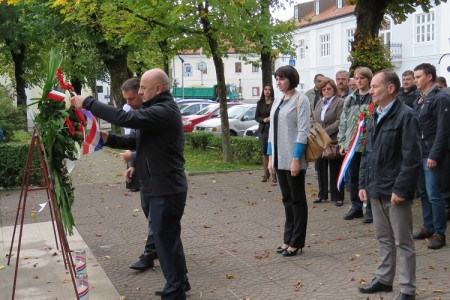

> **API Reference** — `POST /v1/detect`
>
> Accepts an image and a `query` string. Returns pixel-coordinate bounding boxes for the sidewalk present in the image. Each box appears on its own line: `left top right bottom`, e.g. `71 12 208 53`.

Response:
1 149 449 299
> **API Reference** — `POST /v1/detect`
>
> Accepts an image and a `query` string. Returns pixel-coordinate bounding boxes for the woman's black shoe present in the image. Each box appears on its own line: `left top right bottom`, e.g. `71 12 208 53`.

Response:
276 246 288 253
335 200 344 206
282 248 302 257
313 198 323 203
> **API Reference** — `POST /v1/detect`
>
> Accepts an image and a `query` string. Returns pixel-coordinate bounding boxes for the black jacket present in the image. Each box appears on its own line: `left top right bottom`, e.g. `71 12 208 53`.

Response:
413 86 450 162
255 98 273 138
359 99 421 200
82 91 188 197
398 86 419 108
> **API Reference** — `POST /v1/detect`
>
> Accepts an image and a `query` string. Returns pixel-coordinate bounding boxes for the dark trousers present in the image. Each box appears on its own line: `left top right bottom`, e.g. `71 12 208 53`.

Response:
317 158 328 200
140 193 156 257
329 157 345 201
149 192 187 300
277 169 308 249
317 157 345 201
348 152 371 212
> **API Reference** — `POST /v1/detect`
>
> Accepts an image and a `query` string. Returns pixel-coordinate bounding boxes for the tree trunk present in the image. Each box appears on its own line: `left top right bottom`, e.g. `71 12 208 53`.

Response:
261 49 273 88
260 0 273 88
9 42 27 129
350 0 389 73
103 52 133 108
71 77 83 95
199 2 232 163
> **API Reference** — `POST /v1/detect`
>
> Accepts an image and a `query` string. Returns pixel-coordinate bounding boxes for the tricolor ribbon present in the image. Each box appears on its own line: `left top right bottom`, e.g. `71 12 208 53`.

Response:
46 90 66 102
81 109 104 154
337 113 366 191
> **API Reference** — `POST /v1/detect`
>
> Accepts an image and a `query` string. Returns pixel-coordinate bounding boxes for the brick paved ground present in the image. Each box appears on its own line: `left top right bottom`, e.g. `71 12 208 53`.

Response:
1 149 449 299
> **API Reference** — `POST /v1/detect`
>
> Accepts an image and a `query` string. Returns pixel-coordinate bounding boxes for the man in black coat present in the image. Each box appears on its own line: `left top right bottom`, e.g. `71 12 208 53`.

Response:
398 70 419 108
412 63 450 250
358 70 421 300
73 69 189 299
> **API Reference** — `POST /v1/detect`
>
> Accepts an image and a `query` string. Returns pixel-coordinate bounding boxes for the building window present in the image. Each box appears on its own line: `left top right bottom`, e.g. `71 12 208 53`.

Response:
416 12 435 43
298 39 306 60
252 87 260 96
315 1 320 15
252 64 259 73
294 6 299 21
379 17 391 46
320 34 330 57
337 0 343 8
347 28 355 52
235 62 242 73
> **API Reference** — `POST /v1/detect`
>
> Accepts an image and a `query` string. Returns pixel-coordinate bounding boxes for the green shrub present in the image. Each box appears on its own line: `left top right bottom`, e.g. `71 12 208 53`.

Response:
185 132 214 150
231 137 262 164
0 85 25 143
0 142 44 188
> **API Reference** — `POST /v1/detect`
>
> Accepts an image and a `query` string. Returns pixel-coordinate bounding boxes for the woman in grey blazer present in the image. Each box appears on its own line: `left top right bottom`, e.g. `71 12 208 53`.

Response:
312 78 345 206
268 66 310 257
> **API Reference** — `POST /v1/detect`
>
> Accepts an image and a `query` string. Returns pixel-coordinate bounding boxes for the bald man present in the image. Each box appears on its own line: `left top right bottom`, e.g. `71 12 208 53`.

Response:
72 69 189 299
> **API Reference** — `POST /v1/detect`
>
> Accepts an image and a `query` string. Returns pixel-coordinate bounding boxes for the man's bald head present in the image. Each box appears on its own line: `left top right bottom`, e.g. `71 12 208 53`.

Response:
139 69 171 102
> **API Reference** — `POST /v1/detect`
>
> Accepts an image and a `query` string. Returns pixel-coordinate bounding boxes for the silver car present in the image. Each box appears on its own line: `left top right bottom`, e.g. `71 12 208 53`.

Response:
194 104 258 136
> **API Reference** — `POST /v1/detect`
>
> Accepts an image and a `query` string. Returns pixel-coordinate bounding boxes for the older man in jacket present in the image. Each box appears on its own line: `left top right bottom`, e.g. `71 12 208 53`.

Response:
358 70 421 300
72 69 189 299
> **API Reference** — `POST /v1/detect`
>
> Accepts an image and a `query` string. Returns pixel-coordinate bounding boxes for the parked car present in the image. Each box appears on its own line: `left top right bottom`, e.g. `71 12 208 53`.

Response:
176 98 215 107
243 124 259 138
178 102 213 116
194 104 258 136
182 102 239 132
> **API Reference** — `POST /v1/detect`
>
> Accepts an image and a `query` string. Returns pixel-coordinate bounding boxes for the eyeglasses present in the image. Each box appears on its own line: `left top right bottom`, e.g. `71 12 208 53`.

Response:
322 87 333 92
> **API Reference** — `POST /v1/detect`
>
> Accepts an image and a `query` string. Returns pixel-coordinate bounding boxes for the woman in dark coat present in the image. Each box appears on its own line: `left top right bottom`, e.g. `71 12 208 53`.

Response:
312 78 345 206
256 85 277 182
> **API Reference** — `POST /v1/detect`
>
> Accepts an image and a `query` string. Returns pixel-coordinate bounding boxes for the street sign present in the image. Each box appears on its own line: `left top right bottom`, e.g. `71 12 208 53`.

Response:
289 59 296 67
183 64 193 77
198 61 207 71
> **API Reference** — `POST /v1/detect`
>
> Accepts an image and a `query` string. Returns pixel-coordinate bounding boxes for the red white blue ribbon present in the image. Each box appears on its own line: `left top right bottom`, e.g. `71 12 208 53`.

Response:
337 114 365 190
81 109 104 154
46 90 66 102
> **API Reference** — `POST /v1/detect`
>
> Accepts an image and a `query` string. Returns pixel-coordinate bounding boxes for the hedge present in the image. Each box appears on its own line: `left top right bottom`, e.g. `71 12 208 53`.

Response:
185 132 262 165
0 142 44 188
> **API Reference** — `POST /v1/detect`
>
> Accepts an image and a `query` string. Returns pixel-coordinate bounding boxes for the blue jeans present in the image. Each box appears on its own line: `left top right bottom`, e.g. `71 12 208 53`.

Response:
417 159 447 235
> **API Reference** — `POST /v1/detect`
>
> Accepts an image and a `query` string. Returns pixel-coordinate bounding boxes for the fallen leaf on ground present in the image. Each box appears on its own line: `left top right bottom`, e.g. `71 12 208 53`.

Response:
294 280 303 291
203 224 211 228
225 274 234 279
104 256 111 260
0 265 5 270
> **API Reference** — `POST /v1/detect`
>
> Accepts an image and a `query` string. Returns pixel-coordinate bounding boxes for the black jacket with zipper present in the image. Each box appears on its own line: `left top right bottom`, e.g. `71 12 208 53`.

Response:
359 99 421 200
82 91 187 197
413 86 450 162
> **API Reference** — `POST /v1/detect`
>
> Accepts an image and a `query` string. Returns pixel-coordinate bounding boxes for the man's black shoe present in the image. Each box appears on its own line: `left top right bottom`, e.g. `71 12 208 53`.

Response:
362 213 373 224
129 254 154 271
154 279 191 296
344 209 364 220
358 277 393 294
396 292 416 300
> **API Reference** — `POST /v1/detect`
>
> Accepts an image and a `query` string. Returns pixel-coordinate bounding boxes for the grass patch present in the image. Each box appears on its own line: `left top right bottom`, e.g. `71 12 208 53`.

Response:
106 145 262 173
184 146 261 173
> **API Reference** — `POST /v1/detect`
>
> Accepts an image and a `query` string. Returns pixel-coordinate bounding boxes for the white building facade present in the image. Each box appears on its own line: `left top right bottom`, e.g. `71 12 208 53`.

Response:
170 52 263 102
275 0 450 93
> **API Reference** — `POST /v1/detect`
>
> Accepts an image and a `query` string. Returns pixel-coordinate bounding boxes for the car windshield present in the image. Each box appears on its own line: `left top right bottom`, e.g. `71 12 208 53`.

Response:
227 105 249 119
196 104 219 116
178 104 190 111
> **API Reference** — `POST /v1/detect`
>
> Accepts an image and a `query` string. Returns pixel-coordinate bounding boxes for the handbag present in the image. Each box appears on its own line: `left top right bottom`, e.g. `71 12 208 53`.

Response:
322 141 341 159
305 122 332 162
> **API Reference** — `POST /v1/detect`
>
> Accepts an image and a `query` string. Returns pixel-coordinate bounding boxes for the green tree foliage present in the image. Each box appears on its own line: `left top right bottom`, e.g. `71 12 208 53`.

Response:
0 85 25 142
348 0 445 73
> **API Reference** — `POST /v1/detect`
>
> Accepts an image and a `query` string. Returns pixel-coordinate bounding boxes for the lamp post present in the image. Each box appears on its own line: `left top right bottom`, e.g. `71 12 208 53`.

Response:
178 55 185 99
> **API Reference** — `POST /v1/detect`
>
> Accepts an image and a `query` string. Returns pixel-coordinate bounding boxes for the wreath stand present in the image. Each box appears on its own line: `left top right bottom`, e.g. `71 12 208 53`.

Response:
7 128 79 300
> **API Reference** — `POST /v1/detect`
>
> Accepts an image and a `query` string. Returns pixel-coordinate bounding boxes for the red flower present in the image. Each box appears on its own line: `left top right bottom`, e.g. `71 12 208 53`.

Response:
368 102 376 117
65 118 76 136
73 108 86 126
56 69 74 92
